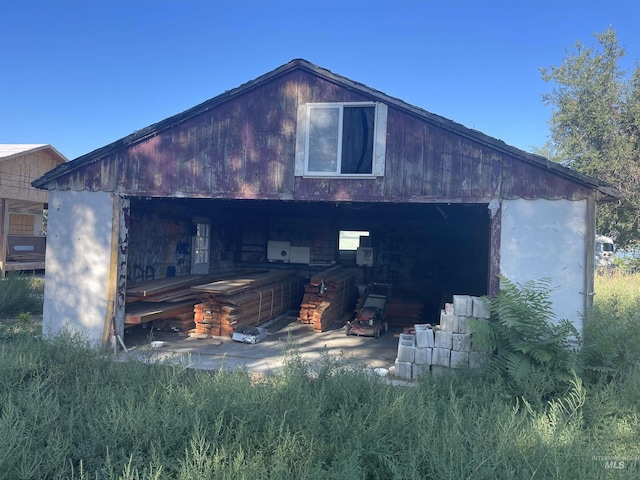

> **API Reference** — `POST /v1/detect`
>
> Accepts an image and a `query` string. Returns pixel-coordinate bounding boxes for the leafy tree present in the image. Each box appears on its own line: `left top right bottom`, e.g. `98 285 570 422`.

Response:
539 26 640 247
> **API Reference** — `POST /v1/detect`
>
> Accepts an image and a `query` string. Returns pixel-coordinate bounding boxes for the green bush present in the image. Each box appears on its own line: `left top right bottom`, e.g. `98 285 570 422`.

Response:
470 276 580 403
0 273 43 317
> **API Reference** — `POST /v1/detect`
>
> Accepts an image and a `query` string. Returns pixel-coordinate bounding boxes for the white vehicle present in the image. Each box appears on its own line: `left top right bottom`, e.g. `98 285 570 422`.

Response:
595 234 615 269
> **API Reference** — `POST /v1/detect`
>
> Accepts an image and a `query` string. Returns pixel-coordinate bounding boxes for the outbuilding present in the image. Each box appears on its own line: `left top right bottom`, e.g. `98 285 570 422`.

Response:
0 144 67 277
33 59 618 348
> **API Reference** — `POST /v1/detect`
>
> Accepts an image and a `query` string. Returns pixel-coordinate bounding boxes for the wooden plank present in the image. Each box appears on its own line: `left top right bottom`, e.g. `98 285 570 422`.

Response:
309 265 343 286
127 275 205 297
124 300 197 325
4 261 45 271
192 270 296 295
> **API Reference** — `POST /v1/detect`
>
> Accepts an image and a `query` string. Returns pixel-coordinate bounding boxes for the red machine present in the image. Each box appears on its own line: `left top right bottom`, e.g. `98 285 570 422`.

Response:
346 283 391 338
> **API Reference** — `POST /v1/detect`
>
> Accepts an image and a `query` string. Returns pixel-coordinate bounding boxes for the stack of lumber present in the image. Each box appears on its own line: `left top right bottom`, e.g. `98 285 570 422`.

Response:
299 266 356 332
352 288 424 329
192 270 305 337
124 272 252 326
150 313 195 332
126 275 207 304
384 291 424 328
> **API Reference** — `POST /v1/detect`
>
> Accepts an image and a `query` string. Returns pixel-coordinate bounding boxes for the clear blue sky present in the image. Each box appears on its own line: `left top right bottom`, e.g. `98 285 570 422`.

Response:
1 0 638 161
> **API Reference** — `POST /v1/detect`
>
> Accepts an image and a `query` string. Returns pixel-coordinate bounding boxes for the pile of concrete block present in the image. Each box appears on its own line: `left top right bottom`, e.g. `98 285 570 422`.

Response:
393 294 491 380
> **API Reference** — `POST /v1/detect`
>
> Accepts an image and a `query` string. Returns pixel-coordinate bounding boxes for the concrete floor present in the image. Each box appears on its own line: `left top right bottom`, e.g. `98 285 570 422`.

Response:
122 313 402 376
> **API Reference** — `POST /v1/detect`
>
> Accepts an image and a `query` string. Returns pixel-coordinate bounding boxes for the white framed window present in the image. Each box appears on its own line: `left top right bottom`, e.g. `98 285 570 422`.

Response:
295 102 387 177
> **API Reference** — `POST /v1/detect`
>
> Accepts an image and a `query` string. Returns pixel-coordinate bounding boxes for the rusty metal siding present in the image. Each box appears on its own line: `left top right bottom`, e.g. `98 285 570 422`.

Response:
45 68 594 203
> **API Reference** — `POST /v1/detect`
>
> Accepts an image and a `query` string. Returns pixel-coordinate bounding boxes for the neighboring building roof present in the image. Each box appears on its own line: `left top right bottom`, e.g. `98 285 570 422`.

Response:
0 144 68 163
30 59 619 201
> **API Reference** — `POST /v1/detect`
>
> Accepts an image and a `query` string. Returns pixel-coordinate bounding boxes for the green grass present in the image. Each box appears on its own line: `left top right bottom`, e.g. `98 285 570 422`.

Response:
0 273 43 317
581 272 640 382
0 274 639 479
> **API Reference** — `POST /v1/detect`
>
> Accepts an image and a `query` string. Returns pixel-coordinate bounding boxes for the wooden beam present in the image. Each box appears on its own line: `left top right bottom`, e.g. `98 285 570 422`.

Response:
0 199 7 278
125 300 197 325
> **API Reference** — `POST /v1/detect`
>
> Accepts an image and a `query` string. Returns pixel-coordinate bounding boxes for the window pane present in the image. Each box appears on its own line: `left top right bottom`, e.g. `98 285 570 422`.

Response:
308 107 340 173
339 230 369 250
341 106 375 174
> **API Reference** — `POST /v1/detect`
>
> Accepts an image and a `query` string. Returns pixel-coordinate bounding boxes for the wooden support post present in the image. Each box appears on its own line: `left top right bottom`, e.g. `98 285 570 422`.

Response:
101 195 130 350
584 196 596 312
488 199 502 298
0 199 8 279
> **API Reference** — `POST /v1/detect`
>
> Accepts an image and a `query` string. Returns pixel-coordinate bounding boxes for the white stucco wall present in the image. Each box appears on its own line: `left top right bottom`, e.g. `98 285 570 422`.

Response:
42 190 114 345
500 198 587 332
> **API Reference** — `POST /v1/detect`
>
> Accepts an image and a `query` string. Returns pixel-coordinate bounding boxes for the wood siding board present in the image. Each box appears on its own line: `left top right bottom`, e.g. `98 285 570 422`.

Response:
280 77 298 195
402 118 424 197
460 141 474 196
477 146 493 198
183 123 197 194
440 132 456 198
211 115 227 193
298 70 374 104
384 109 405 197
200 117 212 194
100 157 114 192
40 66 602 204
491 154 503 198
427 126 445 198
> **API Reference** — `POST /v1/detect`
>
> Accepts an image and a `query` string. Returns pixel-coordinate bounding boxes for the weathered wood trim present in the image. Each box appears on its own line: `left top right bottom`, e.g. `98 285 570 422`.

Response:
101 195 129 349
373 102 387 177
488 199 501 297
0 199 6 278
584 195 596 317
115 197 130 341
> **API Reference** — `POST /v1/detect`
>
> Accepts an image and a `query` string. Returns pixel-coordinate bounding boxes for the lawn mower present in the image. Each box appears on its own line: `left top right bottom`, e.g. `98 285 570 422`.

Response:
346 283 391 338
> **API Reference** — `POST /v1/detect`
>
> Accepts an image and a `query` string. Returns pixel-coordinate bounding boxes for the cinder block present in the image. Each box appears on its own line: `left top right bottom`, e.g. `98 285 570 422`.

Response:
440 311 459 332
452 333 471 352
394 359 413 380
469 351 490 369
434 330 453 350
444 303 454 314
414 347 433 365
456 315 471 334
412 363 430 379
472 296 491 319
398 333 416 346
432 347 451 367
397 341 416 363
450 350 469 368
453 295 473 316
415 324 435 348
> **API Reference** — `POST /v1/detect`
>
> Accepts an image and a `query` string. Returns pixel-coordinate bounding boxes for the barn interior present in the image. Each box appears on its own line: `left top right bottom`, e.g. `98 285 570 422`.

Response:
123 196 490 341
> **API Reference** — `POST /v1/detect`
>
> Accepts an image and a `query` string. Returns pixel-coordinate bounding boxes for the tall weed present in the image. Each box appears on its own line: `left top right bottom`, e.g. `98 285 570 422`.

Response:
0 273 43 317
0 315 639 478
581 272 640 382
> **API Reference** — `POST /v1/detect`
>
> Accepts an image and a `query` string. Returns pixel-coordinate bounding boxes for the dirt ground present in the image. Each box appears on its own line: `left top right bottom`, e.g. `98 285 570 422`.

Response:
121 313 402 376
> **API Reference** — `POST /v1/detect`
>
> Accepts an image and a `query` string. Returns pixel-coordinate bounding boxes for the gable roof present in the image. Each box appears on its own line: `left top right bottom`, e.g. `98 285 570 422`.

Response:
31 59 619 201
1 144 68 163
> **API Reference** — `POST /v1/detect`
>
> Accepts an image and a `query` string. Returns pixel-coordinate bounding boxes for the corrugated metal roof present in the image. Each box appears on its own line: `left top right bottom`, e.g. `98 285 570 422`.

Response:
0 144 68 163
